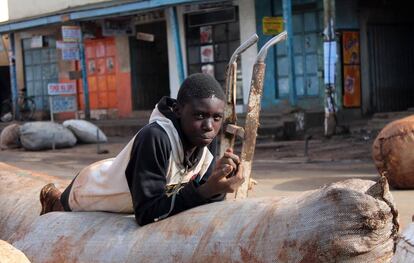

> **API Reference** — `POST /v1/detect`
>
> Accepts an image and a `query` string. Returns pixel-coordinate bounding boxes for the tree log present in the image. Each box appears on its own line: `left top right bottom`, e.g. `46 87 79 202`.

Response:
0 163 398 263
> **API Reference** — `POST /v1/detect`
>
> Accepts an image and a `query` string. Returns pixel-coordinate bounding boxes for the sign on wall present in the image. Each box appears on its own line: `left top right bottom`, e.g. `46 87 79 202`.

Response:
262 17 284 35
61 26 82 42
48 83 77 95
51 96 77 113
341 31 361 108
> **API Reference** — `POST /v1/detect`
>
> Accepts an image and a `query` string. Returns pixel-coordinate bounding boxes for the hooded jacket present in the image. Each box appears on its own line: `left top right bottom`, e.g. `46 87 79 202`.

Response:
62 97 223 226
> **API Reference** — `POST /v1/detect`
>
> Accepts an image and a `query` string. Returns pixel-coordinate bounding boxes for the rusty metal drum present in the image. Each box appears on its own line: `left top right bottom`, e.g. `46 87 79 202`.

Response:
372 115 414 189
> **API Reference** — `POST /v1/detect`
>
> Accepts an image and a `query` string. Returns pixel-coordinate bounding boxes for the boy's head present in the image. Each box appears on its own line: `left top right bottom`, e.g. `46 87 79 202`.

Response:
177 73 225 105
175 73 226 148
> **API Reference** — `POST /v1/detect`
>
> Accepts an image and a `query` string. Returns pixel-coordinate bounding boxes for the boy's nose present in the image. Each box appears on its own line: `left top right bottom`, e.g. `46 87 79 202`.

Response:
202 119 213 131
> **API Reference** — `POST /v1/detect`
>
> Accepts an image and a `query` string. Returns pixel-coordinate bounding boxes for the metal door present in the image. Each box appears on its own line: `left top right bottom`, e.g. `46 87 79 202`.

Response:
79 38 117 110
23 36 58 110
367 24 414 112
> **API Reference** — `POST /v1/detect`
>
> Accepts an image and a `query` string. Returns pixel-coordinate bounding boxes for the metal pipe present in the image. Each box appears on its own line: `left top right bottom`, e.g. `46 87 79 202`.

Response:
7 33 19 120
228 34 258 66
78 25 90 120
234 31 287 199
256 31 287 63
220 34 258 158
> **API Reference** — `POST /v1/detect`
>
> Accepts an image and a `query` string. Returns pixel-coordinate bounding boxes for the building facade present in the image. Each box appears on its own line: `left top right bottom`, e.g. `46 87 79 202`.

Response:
0 0 413 123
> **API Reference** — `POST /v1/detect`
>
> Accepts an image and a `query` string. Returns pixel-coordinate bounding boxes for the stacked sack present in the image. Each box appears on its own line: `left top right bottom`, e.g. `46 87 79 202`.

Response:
0 120 107 151
372 115 414 189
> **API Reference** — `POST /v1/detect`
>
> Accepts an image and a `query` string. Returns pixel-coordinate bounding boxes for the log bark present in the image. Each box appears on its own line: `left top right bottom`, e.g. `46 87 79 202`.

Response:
0 163 398 263
393 223 414 263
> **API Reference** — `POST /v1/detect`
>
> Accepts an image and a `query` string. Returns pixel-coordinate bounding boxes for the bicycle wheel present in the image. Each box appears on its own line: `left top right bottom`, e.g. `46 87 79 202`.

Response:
19 97 36 121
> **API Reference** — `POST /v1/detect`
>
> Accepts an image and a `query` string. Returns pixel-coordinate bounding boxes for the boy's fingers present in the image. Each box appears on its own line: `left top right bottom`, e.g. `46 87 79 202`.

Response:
221 157 238 171
223 151 240 165
217 164 233 179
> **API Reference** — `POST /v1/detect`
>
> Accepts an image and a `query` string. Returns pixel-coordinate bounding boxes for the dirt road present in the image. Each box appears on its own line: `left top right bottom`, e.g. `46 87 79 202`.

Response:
1 134 413 229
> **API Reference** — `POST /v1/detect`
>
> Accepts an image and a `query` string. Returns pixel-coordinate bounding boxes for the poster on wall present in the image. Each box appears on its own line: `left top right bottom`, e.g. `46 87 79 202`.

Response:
342 31 360 64
343 65 361 107
200 45 214 63
262 16 284 35
200 26 212 44
341 31 361 107
61 26 82 42
201 64 214 77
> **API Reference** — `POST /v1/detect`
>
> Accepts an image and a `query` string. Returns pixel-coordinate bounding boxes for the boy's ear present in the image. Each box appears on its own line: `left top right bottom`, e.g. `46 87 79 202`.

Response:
172 102 182 118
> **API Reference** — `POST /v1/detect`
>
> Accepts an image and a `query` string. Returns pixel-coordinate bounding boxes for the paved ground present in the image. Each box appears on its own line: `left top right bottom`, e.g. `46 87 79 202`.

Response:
0 133 413 229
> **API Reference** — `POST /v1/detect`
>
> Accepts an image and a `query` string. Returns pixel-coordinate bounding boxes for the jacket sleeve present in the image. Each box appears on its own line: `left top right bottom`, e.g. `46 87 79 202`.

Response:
125 124 212 226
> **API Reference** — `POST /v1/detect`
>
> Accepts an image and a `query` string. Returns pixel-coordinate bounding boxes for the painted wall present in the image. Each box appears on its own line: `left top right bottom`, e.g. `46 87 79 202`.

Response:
0 0 8 22
238 0 258 110
166 7 188 99
7 0 113 21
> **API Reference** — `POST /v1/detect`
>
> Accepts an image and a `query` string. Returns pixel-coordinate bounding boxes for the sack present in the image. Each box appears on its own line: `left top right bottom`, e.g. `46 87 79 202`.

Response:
20 122 77 150
0 123 20 150
0 240 30 263
2 173 397 263
393 222 414 263
372 115 414 189
63 119 107 143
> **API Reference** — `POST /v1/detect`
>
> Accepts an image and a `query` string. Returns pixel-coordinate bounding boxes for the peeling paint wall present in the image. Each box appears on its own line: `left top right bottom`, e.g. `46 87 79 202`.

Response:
7 0 114 21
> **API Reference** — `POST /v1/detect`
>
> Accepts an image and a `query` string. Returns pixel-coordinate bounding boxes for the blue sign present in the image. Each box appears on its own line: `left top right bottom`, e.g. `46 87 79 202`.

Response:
51 96 77 113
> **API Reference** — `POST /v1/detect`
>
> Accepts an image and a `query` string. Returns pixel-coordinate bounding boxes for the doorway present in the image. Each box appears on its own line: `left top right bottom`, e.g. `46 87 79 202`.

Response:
130 21 170 110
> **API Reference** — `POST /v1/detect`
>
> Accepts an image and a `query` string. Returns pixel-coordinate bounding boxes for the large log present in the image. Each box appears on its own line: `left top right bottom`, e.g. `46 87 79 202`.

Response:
0 163 398 263
393 222 414 263
372 115 414 189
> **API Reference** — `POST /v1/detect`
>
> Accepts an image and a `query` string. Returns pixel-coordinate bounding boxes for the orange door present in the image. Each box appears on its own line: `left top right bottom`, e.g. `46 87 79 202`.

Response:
77 38 117 110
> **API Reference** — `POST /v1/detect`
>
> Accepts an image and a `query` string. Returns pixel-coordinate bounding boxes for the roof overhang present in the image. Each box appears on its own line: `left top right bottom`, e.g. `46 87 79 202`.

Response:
0 0 208 34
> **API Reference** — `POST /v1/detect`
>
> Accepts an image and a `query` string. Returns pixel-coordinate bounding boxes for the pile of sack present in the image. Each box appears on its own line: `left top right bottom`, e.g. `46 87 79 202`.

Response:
0 120 107 151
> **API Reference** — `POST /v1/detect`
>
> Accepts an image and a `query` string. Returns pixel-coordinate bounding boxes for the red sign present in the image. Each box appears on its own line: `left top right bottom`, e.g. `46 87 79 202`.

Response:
47 83 77 95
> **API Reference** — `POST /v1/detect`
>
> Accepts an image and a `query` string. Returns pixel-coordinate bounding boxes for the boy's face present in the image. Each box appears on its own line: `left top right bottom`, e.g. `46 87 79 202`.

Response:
176 97 225 148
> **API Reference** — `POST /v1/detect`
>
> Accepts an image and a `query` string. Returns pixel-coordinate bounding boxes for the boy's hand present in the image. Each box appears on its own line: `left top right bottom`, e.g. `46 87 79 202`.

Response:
198 148 244 198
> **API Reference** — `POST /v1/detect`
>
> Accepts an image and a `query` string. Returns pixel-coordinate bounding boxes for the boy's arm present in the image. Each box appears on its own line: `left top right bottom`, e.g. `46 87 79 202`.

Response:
125 125 211 226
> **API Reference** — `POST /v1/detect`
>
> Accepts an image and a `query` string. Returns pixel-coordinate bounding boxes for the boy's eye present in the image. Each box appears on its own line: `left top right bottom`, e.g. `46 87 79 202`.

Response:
213 115 223 121
195 113 205 119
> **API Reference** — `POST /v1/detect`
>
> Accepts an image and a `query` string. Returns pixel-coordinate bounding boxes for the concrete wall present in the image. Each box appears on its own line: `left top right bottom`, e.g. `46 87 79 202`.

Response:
0 0 8 22
6 0 113 21
166 7 188 99
238 0 258 110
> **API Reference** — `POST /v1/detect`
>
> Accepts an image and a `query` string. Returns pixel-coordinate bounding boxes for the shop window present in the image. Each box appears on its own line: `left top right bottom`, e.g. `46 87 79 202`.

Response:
185 6 243 103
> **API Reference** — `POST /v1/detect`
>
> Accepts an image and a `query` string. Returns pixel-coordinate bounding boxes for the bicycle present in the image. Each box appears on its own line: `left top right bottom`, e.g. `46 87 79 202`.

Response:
0 89 36 122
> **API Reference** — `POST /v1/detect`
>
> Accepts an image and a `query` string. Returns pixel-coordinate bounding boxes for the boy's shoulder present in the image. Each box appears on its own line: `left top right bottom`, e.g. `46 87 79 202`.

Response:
138 122 169 141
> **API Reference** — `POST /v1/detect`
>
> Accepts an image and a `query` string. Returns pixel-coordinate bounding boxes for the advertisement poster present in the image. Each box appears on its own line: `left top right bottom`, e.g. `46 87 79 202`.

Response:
262 16 284 35
200 45 214 63
342 31 360 64
200 26 212 44
341 31 361 107
343 65 361 107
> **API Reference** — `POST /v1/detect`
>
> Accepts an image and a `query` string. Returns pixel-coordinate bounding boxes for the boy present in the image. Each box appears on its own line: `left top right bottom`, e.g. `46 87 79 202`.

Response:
40 73 244 226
